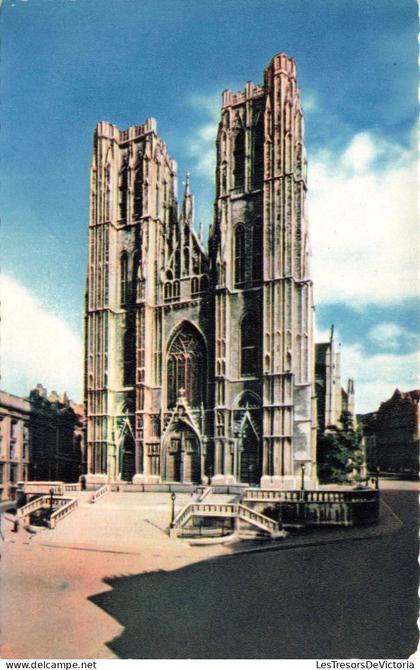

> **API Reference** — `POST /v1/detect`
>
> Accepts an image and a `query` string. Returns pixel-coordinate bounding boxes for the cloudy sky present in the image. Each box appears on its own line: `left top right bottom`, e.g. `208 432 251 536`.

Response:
1 0 418 412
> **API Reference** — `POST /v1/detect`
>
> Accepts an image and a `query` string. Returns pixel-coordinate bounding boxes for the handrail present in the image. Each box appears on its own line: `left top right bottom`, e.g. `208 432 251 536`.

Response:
197 486 212 502
243 488 379 504
17 495 50 518
89 484 109 503
24 481 64 495
237 503 279 533
63 483 81 492
49 498 78 529
173 501 279 536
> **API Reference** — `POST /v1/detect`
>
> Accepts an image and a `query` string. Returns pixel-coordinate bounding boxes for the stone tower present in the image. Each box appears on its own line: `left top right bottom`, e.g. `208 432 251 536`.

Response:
84 53 316 488
209 53 316 487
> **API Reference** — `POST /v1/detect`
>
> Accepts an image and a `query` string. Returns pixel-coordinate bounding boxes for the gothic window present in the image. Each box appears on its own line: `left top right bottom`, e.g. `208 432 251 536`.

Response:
221 162 227 194
175 249 181 278
134 163 143 219
105 164 111 221
119 164 128 221
233 128 245 191
183 248 190 276
241 314 258 376
234 225 245 287
173 280 180 299
167 323 206 408
133 251 139 301
200 275 209 293
123 318 135 386
191 277 199 295
155 187 160 218
252 114 264 188
120 253 128 306
164 282 172 302
252 221 263 282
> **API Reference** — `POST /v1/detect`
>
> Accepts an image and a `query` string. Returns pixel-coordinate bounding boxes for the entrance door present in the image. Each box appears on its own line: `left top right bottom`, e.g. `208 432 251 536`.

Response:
167 439 182 482
165 431 201 483
239 423 261 485
121 433 136 482
183 437 201 484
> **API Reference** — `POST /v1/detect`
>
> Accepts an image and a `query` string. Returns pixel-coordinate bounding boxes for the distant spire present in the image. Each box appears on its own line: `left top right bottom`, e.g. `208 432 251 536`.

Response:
330 324 334 343
182 171 193 223
198 221 203 242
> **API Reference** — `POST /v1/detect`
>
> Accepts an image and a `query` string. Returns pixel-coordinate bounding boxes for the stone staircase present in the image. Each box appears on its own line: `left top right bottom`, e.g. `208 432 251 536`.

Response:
172 499 282 538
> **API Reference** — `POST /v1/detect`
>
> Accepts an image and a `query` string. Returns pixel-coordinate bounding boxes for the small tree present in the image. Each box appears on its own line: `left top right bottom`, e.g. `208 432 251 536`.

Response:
317 411 365 484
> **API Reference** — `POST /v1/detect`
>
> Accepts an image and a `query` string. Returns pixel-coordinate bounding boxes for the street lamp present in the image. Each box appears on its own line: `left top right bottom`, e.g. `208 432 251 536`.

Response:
300 463 306 491
170 491 176 528
375 467 380 490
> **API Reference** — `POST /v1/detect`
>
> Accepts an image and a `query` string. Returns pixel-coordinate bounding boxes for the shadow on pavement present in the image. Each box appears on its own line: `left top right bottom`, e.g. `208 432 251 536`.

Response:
89 491 418 659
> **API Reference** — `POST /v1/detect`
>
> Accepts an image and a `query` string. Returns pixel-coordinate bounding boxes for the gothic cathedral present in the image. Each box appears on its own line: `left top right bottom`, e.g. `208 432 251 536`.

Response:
84 54 317 489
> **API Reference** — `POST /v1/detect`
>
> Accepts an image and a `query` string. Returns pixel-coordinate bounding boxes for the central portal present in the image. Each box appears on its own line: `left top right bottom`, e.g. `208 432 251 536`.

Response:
164 424 201 484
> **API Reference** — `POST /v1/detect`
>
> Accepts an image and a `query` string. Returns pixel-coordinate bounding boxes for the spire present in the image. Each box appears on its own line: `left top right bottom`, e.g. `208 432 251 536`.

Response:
182 171 194 224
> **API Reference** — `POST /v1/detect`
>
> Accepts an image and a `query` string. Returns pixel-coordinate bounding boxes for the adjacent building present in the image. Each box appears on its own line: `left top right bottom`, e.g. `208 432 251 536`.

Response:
28 385 84 483
360 389 419 477
0 386 84 501
315 326 355 432
84 53 317 489
0 391 31 501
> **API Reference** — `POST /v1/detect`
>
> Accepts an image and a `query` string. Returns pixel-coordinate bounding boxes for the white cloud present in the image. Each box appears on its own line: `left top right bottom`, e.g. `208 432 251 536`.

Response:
340 342 419 414
309 131 418 305
367 321 417 351
0 274 83 400
187 93 220 180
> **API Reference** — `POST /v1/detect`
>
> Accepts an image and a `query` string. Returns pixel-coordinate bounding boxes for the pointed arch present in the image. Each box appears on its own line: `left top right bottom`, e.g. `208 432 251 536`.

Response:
119 162 128 221
166 322 207 408
241 313 258 376
233 126 245 191
120 252 128 306
234 224 245 287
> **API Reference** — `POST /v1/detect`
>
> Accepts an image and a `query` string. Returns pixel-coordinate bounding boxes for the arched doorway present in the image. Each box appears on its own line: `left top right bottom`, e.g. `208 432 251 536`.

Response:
121 432 136 482
239 420 261 485
164 425 201 484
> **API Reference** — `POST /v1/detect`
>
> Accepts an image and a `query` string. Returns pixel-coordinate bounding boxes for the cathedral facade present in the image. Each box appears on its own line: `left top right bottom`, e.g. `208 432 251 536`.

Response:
84 53 317 489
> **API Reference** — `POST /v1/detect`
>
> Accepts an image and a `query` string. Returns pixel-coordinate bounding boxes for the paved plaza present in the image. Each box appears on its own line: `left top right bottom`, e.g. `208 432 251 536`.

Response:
0 481 418 658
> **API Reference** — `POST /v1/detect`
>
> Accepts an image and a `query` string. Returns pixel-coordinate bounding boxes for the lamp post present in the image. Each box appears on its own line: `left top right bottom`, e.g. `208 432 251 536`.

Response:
375 467 380 490
300 463 306 491
170 491 176 528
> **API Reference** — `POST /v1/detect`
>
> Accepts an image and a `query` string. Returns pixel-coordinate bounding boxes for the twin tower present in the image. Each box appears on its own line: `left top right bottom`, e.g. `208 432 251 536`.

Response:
84 54 316 489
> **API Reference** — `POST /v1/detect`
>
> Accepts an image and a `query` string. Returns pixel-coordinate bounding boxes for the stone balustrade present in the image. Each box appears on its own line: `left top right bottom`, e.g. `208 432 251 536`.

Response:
48 498 78 529
23 481 64 495
89 485 109 504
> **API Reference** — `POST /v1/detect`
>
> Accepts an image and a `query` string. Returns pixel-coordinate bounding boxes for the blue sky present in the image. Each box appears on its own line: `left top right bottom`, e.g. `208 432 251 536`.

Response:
1 0 418 411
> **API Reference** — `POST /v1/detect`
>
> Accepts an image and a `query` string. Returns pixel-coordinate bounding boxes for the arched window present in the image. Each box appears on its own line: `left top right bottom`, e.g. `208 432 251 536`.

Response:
200 275 209 293
175 250 181 278
120 253 128 306
252 113 264 188
241 314 258 376
134 163 143 219
164 282 172 302
233 128 245 191
191 277 199 295
183 248 190 276
105 164 111 221
234 225 245 287
119 164 128 221
167 323 206 408
252 222 263 282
